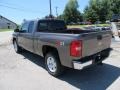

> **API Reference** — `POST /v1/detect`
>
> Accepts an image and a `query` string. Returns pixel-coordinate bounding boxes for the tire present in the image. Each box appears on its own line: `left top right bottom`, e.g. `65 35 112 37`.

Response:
13 40 22 53
45 52 64 77
97 61 103 66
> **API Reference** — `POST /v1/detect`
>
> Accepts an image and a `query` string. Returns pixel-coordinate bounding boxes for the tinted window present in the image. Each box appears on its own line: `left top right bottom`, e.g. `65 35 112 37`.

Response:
48 21 66 30
37 20 66 32
28 21 34 33
21 22 29 32
37 21 48 32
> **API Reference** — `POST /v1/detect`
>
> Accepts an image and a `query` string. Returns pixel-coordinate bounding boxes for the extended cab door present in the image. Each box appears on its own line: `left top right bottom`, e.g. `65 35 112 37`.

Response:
34 20 48 55
18 21 34 52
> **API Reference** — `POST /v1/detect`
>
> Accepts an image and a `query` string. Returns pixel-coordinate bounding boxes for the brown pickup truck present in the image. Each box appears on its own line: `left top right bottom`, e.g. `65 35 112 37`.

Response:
13 19 112 76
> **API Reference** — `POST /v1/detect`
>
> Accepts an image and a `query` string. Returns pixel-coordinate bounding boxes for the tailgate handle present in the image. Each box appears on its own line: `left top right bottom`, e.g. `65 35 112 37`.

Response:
97 35 102 40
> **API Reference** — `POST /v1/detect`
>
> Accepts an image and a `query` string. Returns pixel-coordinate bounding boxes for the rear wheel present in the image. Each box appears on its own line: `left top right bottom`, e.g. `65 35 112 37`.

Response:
95 55 104 66
45 52 64 77
13 40 22 53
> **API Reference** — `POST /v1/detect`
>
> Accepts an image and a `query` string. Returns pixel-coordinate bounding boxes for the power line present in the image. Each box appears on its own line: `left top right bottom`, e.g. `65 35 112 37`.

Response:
0 3 46 14
0 2 40 12
0 2 19 7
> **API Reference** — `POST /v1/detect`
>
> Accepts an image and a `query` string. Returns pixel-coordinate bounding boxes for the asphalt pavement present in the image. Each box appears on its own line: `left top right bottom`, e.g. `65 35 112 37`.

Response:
0 31 120 90
0 31 13 46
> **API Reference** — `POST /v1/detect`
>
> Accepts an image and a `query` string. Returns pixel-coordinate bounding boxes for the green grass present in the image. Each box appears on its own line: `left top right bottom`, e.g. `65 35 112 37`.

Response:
97 24 110 27
67 24 110 29
0 29 13 32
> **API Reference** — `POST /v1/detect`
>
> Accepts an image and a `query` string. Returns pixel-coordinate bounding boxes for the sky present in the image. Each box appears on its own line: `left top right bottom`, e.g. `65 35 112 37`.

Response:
0 0 89 24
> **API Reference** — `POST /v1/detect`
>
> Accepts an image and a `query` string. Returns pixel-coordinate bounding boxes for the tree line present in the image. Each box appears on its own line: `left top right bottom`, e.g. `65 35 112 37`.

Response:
58 0 120 24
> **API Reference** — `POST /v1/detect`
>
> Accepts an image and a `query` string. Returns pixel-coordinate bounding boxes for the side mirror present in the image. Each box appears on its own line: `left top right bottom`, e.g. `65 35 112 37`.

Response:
14 29 19 32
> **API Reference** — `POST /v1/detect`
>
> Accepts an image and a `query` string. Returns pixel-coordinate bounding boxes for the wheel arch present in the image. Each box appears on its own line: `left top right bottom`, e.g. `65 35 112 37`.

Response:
42 45 60 59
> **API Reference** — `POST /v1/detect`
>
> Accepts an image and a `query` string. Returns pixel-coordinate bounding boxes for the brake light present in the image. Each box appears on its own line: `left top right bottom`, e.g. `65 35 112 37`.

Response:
70 40 82 57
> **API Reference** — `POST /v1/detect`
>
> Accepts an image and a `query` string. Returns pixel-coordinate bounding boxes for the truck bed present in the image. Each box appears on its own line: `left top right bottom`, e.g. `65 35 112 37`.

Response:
42 28 97 34
38 28 112 58
47 28 112 58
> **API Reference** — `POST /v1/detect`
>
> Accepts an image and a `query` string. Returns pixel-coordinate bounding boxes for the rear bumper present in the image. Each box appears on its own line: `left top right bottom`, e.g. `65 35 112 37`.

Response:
73 59 102 70
72 48 111 70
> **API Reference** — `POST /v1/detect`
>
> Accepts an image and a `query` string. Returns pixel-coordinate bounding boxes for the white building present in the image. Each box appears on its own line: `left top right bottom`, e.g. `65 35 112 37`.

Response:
0 15 17 29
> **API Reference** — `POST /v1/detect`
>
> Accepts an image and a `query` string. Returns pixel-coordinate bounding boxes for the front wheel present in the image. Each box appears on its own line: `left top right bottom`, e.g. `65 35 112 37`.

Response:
45 52 64 77
13 40 22 53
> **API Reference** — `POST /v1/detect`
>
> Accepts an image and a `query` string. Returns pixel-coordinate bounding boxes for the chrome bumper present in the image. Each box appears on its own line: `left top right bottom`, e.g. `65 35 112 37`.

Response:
73 60 97 70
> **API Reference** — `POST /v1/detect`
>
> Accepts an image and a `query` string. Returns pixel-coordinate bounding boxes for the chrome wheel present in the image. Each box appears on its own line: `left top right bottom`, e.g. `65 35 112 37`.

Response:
47 57 57 73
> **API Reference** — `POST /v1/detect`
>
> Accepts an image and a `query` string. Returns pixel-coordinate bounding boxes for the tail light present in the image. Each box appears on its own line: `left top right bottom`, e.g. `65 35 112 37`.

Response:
70 40 82 57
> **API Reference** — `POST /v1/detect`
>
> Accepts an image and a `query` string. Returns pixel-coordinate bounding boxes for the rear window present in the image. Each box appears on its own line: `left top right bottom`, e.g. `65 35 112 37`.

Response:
48 21 66 30
37 20 66 32
38 21 48 31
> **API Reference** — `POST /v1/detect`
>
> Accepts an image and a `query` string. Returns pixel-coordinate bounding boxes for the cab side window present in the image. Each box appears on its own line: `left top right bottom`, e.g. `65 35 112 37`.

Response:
38 21 48 32
21 22 29 33
28 21 34 33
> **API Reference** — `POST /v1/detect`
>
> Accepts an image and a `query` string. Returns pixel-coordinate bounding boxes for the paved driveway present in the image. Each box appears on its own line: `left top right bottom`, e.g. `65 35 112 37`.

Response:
0 31 13 46
0 32 120 90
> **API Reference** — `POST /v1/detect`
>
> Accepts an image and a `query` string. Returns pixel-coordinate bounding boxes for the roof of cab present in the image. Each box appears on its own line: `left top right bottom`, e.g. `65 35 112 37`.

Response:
24 18 64 22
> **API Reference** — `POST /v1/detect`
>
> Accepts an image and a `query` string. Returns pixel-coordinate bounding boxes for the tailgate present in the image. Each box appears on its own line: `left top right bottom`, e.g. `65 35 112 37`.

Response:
81 31 112 57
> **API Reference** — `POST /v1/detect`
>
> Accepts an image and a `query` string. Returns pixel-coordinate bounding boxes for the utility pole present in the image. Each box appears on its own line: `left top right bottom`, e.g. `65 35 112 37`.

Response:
49 0 52 16
56 7 58 17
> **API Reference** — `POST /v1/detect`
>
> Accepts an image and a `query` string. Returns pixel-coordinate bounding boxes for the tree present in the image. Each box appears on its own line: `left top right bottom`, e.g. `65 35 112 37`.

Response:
110 0 120 14
98 0 110 22
84 0 120 23
84 0 99 23
57 14 64 20
84 6 99 23
108 0 120 20
63 0 83 24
